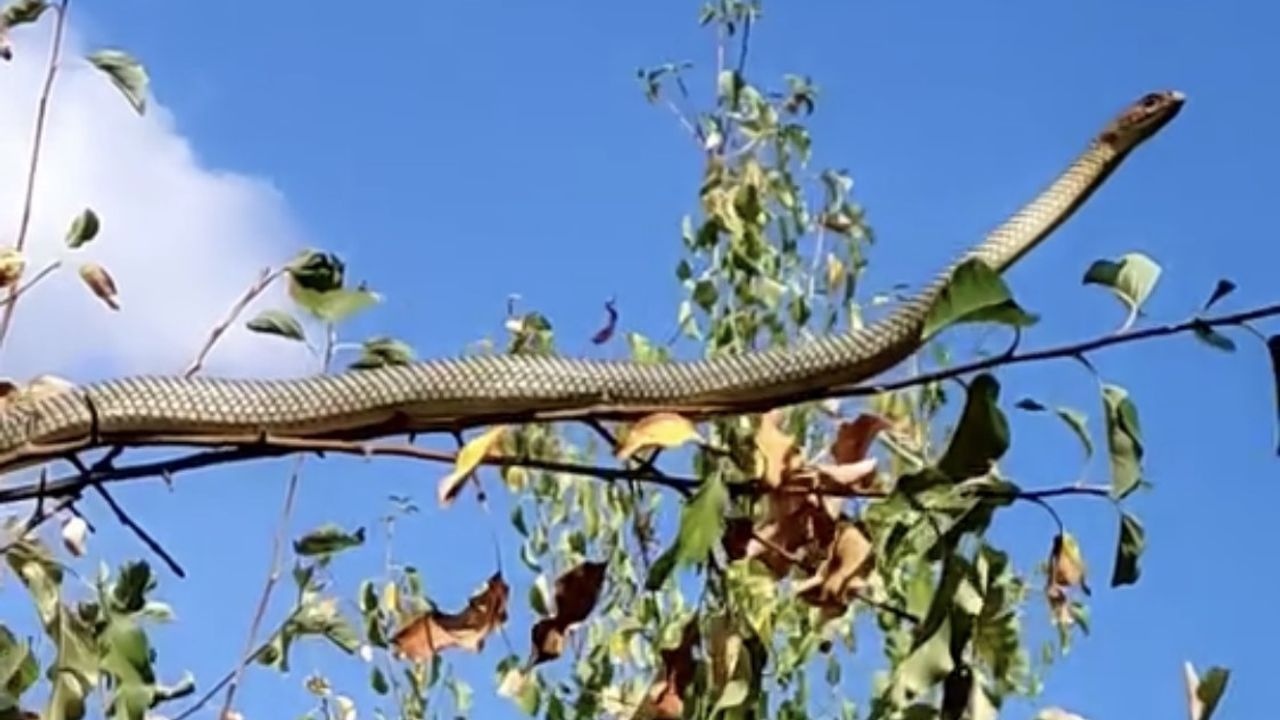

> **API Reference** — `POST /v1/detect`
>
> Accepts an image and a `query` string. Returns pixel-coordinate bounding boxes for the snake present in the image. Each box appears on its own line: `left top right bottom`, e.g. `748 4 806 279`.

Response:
0 90 1184 477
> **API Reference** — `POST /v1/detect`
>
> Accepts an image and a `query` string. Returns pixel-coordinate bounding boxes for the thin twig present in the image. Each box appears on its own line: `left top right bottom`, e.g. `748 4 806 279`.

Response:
90 481 185 577
0 0 70 353
218 455 303 718
0 260 61 308
843 302 1280 399
183 266 282 377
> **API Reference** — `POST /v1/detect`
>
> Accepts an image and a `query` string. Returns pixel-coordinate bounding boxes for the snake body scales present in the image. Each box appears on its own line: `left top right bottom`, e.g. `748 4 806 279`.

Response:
0 91 1184 475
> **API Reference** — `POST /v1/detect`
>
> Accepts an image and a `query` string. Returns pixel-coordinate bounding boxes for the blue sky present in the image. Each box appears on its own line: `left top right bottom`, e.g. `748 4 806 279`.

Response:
2 1 1276 718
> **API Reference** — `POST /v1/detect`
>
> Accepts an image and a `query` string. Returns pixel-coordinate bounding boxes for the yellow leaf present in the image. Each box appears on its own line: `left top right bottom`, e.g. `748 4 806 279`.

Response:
616 412 702 459
438 425 507 506
78 262 120 310
0 248 26 289
825 253 845 292
755 409 798 488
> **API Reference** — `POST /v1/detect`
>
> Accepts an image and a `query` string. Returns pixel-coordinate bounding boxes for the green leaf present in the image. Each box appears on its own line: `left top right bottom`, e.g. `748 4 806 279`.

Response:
110 561 153 614
923 259 1039 341
1016 400 1093 459
1194 666 1230 720
1110 512 1145 587
1202 279 1236 310
293 524 366 557
371 666 390 695
0 624 37 698
938 374 1010 480
65 208 100 249
349 336 415 370
1 0 49 27
287 250 345 292
644 475 728 590
295 287 381 324
1082 252 1161 330
1101 384 1144 499
890 613 955 704
245 310 306 342
87 49 148 115
693 279 719 311
1191 320 1235 353
1268 336 1280 455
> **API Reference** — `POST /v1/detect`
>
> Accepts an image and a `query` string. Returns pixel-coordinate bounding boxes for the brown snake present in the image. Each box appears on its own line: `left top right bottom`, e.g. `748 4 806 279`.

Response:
0 90 1184 477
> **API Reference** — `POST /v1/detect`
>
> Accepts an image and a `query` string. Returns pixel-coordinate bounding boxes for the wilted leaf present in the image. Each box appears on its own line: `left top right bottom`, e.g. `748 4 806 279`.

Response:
549 561 606 626
616 412 703 460
60 516 88 557
590 298 618 344
923 258 1039 340
1201 279 1236 311
293 524 365 557
1082 252 1161 330
938 374 1009 480
529 618 566 666
645 475 728 590
439 426 507 506
246 310 306 342
1102 385 1144 499
1184 662 1229 720
349 336 415 369
1049 532 1089 595
796 520 874 610
831 413 891 464
1110 511 1145 587
643 620 698 719
0 248 25 289
78 262 119 310
391 574 509 662
87 49 148 115
755 409 798 487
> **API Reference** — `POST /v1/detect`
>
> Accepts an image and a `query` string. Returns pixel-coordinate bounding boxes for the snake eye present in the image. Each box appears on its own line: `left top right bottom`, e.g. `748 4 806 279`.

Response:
1141 93 1161 108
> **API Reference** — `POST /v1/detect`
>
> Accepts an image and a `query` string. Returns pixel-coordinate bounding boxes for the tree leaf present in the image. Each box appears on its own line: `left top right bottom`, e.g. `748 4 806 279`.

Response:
590 298 618 345
938 374 1009 480
65 208 100 249
439 426 507 506
1 0 48 27
87 49 148 115
754 409 798 487
297 287 381 324
0 249 24 290
1184 662 1229 720
616 412 703 459
349 336 414 369
1102 384 1144 499
1082 252 1161 330
890 613 955 704
293 524 366 557
1110 511 1145 588
1201 279 1236 311
923 258 1039 341
645 475 727 590
1191 320 1235 353
78 262 120 310
1016 400 1092 459
246 310 306 342
391 574 508 662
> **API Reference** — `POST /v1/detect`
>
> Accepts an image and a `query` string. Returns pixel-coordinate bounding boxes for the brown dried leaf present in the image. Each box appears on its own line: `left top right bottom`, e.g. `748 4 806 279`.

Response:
616 412 702 459
755 409 799 488
643 620 699 720
78 262 120 310
746 493 837 579
438 425 507 506
530 617 566 666
551 560 607 625
831 413 891 464
1050 532 1090 595
391 573 509 662
796 520 874 610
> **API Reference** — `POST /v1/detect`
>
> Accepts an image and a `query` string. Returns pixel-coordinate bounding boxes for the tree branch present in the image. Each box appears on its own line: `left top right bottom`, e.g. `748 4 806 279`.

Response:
0 0 70 353
183 266 282 378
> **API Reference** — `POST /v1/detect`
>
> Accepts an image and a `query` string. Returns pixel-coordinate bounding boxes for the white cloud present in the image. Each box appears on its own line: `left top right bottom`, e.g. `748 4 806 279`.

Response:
0 25 314 383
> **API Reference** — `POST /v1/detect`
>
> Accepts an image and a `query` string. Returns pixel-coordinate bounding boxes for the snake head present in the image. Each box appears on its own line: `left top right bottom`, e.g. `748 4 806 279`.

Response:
1098 90 1185 152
